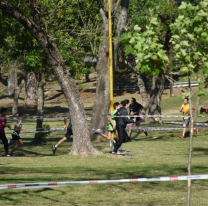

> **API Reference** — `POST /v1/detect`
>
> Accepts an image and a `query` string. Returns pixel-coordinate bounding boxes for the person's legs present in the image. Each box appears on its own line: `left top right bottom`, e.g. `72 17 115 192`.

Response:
56 137 68 147
113 125 125 153
128 123 134 138
10 137 23 155
52 128 72 154
100 131 112 140
182 124 186 136
10 140 19 154
0 133 9 155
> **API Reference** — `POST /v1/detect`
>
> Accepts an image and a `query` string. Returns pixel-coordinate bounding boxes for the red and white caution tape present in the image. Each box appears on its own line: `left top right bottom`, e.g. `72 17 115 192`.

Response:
0 174 208 190
2 114 208 120
164 121 208 126
4 125 206 134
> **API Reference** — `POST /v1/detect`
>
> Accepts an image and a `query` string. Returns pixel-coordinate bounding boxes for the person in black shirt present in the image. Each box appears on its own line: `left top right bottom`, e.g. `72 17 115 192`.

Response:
128 98 148 139
112 99 136 154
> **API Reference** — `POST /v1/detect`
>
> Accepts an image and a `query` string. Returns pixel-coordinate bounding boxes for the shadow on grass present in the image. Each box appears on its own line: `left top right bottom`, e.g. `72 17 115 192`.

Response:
193 147 208 155
0 188 64 204
1 164 207 182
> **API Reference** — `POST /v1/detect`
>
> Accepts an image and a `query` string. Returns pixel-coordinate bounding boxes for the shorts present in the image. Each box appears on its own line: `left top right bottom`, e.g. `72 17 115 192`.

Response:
65 128 73 139
183 117 190 126
130 117 141 122
108 124 116 132
12 134 21 141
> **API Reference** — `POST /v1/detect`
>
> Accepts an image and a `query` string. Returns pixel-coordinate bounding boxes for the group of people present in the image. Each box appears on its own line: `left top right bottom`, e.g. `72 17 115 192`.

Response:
0 108 27 156
0 97 199 156
93 97 147 154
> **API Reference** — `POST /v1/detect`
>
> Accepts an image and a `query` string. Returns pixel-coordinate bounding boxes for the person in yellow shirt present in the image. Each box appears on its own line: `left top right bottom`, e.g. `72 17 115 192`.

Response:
179 97 198 139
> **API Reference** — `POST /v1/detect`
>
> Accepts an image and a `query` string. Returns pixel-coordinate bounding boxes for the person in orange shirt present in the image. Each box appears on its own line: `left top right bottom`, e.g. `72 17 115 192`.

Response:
179 97 198 139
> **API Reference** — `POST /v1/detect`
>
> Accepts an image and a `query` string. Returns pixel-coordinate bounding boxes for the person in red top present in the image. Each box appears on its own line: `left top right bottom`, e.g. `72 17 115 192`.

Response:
0 108 11 156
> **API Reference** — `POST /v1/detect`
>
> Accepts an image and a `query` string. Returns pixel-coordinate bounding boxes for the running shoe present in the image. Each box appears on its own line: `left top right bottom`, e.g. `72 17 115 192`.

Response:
110 140 114 150
179 134 185 139
52 145 57 154
93 129 101 135
8 139 12 146
117 149 126 155
118 148 126 153
194 128 198 134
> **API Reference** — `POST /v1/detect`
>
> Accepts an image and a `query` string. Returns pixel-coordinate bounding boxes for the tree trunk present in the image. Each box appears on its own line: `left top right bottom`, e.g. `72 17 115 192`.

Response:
114 0 129 70
136 71 149 112
90 1 130 140
170 74 174 97
24 72 37 107
7 61 17 96
12 78 25 115
147 74 165 123
33 72 45 144
90 6 110 140
0 1 99 155
127 62 149 115
187 77 193 206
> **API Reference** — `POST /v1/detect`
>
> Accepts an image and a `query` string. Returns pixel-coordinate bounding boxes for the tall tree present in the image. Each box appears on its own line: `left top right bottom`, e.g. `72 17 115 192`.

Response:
90 0 131 139
0 0 99 155
170 1 208 204
120 9 169 122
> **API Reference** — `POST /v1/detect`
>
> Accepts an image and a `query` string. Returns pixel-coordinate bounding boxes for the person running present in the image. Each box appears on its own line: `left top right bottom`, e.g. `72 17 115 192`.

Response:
93 102 120 150
179 97 198 139
128 97 148 139
52 117 73 154
112 99 136 154
9 113 27 156
0 108 11 156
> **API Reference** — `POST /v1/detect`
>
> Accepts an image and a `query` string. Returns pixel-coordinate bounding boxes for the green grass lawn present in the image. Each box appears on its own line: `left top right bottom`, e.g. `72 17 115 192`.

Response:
1 90 208 205
1 121 208 205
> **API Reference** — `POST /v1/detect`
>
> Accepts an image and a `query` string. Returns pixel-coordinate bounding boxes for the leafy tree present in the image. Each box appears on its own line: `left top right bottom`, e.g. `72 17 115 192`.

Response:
170 1 208 203
0 0 99 155
120 8 169 122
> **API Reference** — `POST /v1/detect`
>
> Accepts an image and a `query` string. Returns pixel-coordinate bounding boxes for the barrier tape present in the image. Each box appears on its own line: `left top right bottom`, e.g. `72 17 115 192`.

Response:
4 125 207 134
0 174 208 190
127 126 200 131
2 114 208 120
164 121 208 126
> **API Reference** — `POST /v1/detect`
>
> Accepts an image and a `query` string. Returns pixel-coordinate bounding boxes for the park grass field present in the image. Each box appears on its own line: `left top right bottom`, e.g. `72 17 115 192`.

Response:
0 91 208 205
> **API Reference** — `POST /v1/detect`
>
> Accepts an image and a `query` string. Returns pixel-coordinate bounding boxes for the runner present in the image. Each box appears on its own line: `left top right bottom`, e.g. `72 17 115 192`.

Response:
128 97 148 139
9 113 27 156
179 97 198 139
112 99 136 154
0 108 11 156
93 102 120 150
52 117 72 154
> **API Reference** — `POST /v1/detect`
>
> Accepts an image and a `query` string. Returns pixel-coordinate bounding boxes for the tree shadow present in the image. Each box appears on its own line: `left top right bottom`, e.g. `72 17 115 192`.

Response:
193 147 208 155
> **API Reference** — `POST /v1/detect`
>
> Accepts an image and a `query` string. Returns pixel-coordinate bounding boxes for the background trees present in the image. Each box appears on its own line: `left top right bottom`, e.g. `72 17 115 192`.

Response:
1 0 208 154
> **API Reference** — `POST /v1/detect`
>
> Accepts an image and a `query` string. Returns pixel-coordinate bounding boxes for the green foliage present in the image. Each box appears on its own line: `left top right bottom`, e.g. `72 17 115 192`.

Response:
38 124 52 142
121 9 169 76
0 0 100 79
170 0 208 96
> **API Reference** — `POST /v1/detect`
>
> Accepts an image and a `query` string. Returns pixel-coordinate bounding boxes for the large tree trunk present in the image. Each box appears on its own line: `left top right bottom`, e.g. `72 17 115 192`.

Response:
114 0 129 70
90 5 110 140
7 61 17 96
136 71 149 112
24 72 37 107
127 62 149 115
12 78 25 115
147 74 165 124
33 72 45 144
0 1 99 155
90 0 130 140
